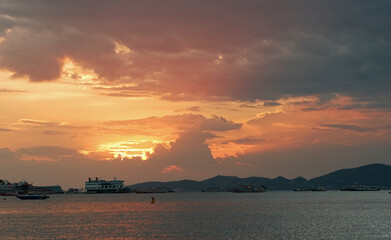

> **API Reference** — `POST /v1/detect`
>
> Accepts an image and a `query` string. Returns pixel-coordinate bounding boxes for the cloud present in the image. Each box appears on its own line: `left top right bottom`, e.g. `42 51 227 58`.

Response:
0 130 221 188
263 101 282 107
239 103 259 109
105 114 242 133
174 106 201 113
162 165 183 173
0 147 16 159
321 124 373 133
42 130 68 135
247 110 286 126
218 139 391 179
229 138 268 145
18 119 66 127
16 146 82 161
148 131 220 176
1 125 390 188
185 106 201 112
0 88 27 93
0 1 389 104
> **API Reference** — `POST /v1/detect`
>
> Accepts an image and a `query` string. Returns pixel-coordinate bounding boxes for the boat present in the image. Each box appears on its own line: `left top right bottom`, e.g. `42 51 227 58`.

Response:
30 185 65 194
311 186 326 191
135 188 156 194
232 184 267 193
293 186 326 191
340 185 381 191
0 179 20 196
0 190 18 196
66 188 84 194
135 187 171 194
16 194 49 200
85 177 126 193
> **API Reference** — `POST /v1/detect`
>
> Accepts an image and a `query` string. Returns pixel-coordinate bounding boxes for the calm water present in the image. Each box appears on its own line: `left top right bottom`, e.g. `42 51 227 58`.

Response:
0 191 390 239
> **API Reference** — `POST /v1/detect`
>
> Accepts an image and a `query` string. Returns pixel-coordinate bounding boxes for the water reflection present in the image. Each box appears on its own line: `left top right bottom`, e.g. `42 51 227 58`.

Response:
0 192 390 239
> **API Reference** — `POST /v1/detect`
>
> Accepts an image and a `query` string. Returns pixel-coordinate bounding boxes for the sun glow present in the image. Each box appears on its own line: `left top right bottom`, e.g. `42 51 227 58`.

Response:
95 140 163 160
61 57 98 84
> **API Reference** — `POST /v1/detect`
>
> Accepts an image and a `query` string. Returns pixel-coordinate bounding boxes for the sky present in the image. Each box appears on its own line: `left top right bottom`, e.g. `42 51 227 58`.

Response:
0 0 390 188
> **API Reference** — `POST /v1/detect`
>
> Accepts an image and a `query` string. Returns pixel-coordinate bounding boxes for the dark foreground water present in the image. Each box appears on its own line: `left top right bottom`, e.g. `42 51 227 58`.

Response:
0 191 390 239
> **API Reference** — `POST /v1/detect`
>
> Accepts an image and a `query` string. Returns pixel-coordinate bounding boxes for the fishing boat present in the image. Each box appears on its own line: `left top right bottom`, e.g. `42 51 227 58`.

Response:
16 194 49 200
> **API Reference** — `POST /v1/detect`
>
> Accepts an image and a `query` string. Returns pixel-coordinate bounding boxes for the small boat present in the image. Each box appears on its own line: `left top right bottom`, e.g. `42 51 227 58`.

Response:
311 186 326 191
16 194 49 200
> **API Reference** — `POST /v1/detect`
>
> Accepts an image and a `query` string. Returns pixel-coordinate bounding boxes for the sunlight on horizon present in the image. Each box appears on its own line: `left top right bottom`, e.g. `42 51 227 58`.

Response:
91 140 165 160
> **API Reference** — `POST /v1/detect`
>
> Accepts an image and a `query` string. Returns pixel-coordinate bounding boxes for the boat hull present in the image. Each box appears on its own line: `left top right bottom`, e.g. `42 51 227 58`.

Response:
16 195 49 200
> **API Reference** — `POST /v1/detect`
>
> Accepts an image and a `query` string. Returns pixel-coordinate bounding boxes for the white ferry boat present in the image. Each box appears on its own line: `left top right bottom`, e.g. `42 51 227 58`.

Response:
85 177 125 193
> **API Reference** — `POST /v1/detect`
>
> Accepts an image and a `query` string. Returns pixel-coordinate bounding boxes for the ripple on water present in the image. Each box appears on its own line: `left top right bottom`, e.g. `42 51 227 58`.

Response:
0 191 390 239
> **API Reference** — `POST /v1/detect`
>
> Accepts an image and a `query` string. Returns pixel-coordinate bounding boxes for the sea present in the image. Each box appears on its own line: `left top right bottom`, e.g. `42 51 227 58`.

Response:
0 191 390 239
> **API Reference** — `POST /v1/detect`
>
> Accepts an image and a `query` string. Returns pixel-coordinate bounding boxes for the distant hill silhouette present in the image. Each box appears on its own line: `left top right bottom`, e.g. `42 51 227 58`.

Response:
128 163 391 191
308 163 391 189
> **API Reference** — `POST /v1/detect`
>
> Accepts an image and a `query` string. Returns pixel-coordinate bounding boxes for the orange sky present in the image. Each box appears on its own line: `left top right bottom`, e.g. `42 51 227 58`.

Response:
0 1 390 188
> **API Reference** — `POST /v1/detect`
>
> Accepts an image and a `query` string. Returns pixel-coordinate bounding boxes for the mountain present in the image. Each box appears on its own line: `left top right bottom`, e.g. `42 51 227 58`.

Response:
128 163 391 191
308 163 391 189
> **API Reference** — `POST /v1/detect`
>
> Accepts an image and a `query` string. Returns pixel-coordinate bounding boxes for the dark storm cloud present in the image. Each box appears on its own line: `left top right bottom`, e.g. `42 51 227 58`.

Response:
0 0 390 103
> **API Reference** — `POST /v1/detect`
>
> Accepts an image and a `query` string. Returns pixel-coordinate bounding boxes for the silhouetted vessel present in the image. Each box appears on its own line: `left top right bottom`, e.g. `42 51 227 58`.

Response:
30 185 64 194
66 188 84 194
135 187 172 193
85 177 127 193
16 194 49 200
0 179 31 195
232 184 267 193
310 186 326 191
340 185 380 191
294 186 326 191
